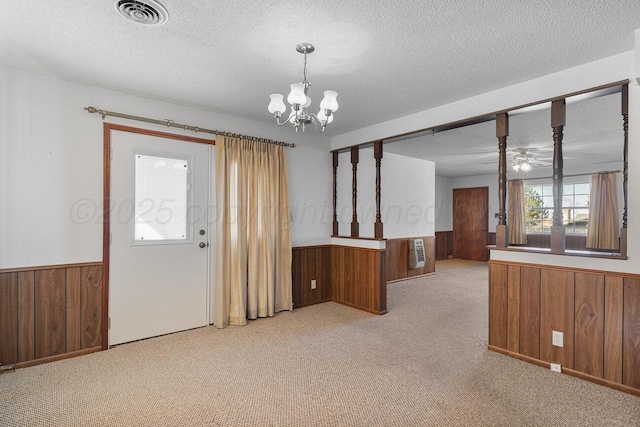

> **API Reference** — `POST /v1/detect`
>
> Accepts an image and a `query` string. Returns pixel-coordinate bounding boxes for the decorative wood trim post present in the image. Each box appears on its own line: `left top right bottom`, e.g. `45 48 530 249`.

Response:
351 146 359 237
496 113 509 248
374 141 384 239
620 84 629 256
332 151 339 236
550 99 566 253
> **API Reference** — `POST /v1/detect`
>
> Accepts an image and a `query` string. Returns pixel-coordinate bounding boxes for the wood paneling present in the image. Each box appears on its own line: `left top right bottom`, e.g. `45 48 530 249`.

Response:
519 267 540 359
35 269 66 359
574 272 604 378
81 266 102 349
488 263 508 348
292 246 331 309
331 246 344 303
0 273 18 365
0 263 102 367
66 267 82 353
330 246 387 315
623 278 640 389
526 234 550 248
540 269 574 368
566 235 587 251
488 259 640 395
507 266 520 353
17 272 35 362
604 276 623 383
518 234 587 251
435 231 453 260
386 236 435 282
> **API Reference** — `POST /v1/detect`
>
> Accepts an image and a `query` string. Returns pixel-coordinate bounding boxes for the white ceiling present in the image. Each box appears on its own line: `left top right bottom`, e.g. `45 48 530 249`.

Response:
1 1 638 176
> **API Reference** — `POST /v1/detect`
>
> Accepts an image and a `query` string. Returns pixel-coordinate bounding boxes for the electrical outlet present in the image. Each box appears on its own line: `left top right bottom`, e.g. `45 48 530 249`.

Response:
311 279 316 290
550 363 562 373
552 330 563 347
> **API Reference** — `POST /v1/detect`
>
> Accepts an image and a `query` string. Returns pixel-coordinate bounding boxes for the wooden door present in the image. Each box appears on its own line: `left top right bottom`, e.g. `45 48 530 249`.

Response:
453 187 488 261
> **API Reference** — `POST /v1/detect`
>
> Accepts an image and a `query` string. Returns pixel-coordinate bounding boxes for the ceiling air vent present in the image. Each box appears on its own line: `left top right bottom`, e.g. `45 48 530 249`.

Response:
115 0 169 26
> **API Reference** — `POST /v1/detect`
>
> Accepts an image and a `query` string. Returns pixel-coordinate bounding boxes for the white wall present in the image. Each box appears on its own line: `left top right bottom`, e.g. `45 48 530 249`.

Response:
332 49 640 274
335 149 435 238
434 175 453 231
0 66 331 269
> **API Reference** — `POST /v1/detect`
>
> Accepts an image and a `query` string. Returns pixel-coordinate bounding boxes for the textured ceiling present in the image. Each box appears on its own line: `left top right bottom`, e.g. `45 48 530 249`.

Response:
0 1 638 176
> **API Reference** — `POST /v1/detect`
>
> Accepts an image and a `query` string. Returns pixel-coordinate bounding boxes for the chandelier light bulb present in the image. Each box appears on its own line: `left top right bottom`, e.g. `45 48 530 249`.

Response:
513 163 520 172
268 94 286 114
521 162 532 172
319 90 339 112
287 83 306 106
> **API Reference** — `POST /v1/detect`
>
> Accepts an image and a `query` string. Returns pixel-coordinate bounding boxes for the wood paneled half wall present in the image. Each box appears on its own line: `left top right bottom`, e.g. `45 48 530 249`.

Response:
0 262 102 368
386 236 435 282
292 237 437 313
488 260 640 396
292 245 387 314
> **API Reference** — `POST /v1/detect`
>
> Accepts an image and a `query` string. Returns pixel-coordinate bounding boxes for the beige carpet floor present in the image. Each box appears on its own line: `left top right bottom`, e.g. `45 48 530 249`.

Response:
1 260 638 426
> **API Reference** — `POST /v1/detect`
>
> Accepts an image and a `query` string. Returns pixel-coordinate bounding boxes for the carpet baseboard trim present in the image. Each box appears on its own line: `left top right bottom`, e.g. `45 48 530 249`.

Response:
293 299 333 309
387 272 435 284
332 299 388 315
488 345 640 398
15 347 102 369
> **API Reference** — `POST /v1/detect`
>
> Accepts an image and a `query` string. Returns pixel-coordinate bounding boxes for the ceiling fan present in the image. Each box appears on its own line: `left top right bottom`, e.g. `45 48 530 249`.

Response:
481 147 553 171
510 148 552 172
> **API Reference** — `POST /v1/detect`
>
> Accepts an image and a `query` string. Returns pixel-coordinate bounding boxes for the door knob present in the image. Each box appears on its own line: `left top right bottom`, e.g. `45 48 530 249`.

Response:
199 242 207 248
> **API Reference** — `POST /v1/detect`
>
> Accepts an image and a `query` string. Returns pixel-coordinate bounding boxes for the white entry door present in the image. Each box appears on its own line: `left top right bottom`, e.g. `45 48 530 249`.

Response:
109 129 212 346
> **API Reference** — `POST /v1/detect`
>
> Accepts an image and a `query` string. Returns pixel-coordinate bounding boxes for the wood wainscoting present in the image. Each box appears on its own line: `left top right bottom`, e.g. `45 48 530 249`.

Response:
488 260 640 396
0 262 103 368
292 246 332 308
292 245 387 315
435 231 453 260
386 236 435 282
489 233 588 251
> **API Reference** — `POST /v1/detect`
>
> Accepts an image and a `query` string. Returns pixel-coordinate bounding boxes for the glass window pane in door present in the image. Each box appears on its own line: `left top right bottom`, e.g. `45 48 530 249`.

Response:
134 153 189 242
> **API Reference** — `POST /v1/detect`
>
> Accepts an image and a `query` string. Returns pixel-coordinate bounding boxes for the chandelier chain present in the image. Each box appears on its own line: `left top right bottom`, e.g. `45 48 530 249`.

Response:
303 53 308 83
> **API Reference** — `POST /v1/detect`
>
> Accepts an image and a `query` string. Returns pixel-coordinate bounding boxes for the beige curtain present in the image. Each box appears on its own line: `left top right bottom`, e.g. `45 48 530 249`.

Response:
214 136 293 328
586 173 619 250
508 180 527 245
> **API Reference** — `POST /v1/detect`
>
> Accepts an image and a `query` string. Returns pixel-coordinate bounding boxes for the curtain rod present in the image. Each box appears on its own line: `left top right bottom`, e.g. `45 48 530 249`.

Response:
509 170 621 181
84 106 296 148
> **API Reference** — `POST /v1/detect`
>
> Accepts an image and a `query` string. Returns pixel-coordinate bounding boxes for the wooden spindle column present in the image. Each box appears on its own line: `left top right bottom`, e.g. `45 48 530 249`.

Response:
620 84 629 255
550 99 566 253
374 141 384 239
351 146 359 237
332 151 339 236
496 113 509 247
